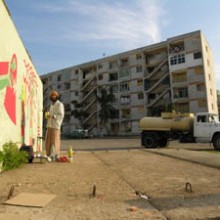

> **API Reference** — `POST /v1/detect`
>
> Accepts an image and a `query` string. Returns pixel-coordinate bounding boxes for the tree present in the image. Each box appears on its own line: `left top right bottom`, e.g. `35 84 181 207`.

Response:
96 87 116 134
71 101 89 128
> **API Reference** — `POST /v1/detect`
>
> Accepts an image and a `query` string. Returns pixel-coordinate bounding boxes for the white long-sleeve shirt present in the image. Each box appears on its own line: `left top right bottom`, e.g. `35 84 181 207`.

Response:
47 100 64 129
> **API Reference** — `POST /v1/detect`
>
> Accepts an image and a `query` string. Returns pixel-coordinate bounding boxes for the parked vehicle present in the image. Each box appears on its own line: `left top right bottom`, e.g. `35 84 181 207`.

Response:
139 112 220 150
70 129 90 139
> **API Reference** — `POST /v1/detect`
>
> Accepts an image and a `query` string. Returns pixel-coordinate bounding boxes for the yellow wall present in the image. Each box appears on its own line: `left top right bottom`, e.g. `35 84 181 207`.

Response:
0 1 43 151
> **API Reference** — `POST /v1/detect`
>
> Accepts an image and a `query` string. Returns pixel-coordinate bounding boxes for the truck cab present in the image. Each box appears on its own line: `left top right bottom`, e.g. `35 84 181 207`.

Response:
194 112 220 150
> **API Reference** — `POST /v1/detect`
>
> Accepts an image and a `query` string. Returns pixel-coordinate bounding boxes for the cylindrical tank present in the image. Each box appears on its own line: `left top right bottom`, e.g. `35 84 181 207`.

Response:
139 112 194 131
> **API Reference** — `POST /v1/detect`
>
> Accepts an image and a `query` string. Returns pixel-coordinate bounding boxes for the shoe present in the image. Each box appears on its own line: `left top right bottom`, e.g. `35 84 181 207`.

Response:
46 156 52 162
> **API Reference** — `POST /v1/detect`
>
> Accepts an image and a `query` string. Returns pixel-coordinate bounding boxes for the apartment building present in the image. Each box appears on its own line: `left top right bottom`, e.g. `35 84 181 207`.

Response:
41 30 218 136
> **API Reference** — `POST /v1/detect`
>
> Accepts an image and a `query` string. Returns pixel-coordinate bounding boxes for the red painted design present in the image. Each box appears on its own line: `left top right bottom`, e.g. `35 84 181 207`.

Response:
0 62 9 75
0 54 17 125
23 59 39 145
29 137 33 145
3 55 17 124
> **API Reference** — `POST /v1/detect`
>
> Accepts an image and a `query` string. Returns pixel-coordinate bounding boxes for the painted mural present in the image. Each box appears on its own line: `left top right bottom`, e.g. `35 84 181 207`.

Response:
0 1 43 151
0 54 17 125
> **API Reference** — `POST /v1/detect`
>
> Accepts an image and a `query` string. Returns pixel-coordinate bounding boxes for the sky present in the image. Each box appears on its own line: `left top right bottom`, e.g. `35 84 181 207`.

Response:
4 0 220 89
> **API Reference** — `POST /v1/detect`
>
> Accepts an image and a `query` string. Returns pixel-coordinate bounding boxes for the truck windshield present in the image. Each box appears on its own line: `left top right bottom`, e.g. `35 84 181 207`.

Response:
197 114 219 123
208 114 219 123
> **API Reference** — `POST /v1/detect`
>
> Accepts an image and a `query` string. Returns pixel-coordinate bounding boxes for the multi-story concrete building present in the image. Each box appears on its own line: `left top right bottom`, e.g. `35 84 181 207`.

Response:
41 30 218 136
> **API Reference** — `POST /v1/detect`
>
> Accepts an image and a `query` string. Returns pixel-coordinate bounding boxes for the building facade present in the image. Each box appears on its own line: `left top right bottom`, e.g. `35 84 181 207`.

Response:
41 30 218 136
0 1 43 150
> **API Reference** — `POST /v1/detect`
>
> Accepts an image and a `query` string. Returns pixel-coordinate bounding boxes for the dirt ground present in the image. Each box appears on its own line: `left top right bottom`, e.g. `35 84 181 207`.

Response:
0 138 220 220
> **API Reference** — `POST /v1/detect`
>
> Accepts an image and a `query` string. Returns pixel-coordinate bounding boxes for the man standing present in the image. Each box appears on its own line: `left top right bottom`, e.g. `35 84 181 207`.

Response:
45 90 64 157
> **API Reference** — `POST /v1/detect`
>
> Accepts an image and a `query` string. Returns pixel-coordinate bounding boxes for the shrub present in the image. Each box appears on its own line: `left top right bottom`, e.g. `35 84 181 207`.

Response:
0 151 3 172
1 142 28 171
0 150 4 162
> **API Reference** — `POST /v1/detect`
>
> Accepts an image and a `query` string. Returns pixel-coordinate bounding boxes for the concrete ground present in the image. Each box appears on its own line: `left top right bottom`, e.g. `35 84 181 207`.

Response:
60 138 220 170
0 138 219 220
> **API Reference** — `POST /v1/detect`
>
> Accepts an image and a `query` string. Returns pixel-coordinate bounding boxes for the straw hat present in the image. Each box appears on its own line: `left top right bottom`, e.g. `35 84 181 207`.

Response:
50 90 59 98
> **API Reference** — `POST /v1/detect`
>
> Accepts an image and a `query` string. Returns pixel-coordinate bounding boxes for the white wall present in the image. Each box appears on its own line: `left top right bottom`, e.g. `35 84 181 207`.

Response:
0 1 43 151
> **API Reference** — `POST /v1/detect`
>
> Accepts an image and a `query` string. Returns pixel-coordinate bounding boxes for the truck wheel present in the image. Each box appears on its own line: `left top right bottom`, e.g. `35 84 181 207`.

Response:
158 137 168 147
143 134 157 148
213 134 220 151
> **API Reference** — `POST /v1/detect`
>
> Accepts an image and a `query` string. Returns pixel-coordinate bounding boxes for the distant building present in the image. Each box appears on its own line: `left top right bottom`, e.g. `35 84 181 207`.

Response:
41 30 218 136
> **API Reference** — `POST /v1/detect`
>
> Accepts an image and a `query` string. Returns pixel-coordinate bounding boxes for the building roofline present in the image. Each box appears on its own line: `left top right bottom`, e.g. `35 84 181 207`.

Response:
167 30 201 42
41 30 202 77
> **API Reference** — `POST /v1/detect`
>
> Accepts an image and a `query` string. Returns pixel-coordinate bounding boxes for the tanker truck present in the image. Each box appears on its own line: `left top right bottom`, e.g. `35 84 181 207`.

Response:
139 112 220 150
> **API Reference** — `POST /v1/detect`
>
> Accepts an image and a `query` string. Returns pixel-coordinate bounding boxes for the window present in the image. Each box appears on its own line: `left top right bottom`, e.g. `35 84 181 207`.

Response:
197 115 207 123
138 93 144 99
179 88 188 98
169 42 185 54
174 103 189 113
174 88 188 98
196 83 205 91
119 67 129 78
194 66 203 75
75 69 79 74
194 51 202 59
120 57 129 66
98 74 103 80
137 79 143 86
172 72 187 83
178 54 185 63
136 53 142 59
64 82 71 90
136 66 142 73
120 82 129 92
198 99 206 107
75 91 78 96
120 95 130 104
122 121 131 132
98 63 103 69
208 74 211 81
109 61 117 69
210 89 213 96
138 106 144 113
57 75 62 81
109 72 118 81
121 109 130 118
170 54 185 65
57 84 62 90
